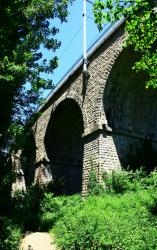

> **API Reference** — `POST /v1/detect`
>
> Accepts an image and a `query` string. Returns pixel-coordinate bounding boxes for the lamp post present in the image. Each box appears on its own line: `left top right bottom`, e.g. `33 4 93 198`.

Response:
83 0 87 74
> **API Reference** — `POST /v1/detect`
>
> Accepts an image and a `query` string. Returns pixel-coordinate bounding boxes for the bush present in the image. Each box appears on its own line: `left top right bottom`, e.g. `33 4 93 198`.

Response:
40 193 81 231
87 167 157 197
48 169 157 249
52 189 157 249
11 184 46 231
5 168 157 249
110 170 131 193
40 193 64 230
104 169 157 194
0 217 21 250
87 168 105 196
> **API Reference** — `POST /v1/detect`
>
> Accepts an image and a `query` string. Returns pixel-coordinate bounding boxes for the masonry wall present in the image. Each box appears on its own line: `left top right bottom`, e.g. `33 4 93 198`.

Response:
20 23 157 195
24 25 126 193
103 48 157 171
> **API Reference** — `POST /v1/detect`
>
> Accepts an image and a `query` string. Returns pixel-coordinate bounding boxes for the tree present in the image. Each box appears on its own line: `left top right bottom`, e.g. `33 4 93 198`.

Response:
0 0 73 152
0 1 75 241
0 0 74 218
93 0 157 88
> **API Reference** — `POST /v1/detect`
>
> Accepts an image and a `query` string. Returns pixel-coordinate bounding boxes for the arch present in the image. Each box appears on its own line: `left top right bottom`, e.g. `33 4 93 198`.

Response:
44 98 84 195
103 48 157 171
21 129 36 187
53 90 87 129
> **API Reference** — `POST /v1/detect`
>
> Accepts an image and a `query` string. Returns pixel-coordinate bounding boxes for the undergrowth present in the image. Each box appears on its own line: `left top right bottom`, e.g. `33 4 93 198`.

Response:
0 217 21 250
52 191 157 249
5 168 157 249
50 169 157 249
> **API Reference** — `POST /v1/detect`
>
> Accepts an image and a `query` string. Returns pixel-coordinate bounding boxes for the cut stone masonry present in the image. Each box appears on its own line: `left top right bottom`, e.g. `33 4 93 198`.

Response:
16 21 157 195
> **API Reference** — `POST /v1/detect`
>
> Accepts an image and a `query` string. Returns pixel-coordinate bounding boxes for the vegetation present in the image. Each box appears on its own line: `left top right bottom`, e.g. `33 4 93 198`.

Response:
0 217 21 250
0 0 73 247
0 0 73 152
0 0 74 220
5 169 157 249
0 1 156 249
93 0 157 88
51 169 157 249
53 191 157 249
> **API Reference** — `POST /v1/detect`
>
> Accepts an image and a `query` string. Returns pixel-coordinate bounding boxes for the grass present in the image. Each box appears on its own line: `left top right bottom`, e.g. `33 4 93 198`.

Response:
6 169 157 249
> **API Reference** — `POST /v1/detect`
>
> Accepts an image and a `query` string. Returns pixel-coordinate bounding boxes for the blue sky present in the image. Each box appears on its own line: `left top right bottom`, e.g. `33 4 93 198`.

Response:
42 0 108 97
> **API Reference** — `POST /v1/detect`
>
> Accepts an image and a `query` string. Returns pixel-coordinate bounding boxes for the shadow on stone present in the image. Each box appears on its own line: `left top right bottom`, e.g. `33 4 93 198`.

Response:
21 130 36 187
44 98 84 195
103 48 157 172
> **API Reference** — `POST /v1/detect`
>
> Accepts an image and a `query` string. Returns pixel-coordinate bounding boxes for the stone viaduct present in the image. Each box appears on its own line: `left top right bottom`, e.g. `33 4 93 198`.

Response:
21 20 157 195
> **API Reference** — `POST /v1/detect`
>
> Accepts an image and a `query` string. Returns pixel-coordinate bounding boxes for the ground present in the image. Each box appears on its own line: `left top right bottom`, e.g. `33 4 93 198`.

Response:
20 232 57 250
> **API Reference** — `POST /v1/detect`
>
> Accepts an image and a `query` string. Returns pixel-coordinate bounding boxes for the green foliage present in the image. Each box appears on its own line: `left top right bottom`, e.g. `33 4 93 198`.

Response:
87 167 157 196
52 189 157 249
0 1 73 244
11 184 46 230
0 0 74 152
93 0 157 88
40 193 81 230
87 168 104 196
10 184 81 232
43 170 157 249
0 156 15 215
3 169 157 249
0 217 21 250
40 193 64 230
105 170 132 193
104 169 157 193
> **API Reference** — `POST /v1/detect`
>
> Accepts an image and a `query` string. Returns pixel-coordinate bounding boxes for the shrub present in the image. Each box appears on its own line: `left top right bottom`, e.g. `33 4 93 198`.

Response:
40 193 81 231
87 168 105 196
111 170 131 193
52 189 157 249
104 169 157 194
11 184 45 231
49 169 157 249
87 167 155 196
0 217 21 250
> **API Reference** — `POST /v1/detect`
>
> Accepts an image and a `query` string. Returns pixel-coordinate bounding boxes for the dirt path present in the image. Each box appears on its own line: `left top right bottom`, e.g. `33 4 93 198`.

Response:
20 232 57 250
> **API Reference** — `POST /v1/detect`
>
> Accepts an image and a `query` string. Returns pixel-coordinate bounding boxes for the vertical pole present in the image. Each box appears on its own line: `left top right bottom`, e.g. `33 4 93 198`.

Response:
83 0 87 73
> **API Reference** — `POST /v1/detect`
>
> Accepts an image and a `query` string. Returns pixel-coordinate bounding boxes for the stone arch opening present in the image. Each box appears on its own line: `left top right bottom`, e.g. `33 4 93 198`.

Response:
44 98 84 195
103 48 157 171
21 129 36 187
